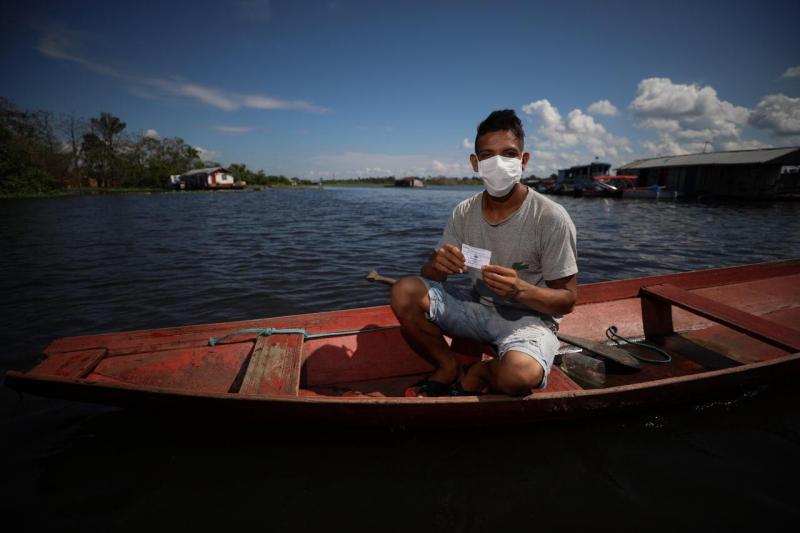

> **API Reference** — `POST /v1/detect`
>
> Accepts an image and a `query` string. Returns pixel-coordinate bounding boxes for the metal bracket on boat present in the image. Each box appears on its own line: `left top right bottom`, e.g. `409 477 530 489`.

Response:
208 325 402 346
209 328 308 346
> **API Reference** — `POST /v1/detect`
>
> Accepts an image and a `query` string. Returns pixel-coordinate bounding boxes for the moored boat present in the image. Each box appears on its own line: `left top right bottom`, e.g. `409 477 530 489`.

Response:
580 175 638 198
5 260 800 428
623 183 684 200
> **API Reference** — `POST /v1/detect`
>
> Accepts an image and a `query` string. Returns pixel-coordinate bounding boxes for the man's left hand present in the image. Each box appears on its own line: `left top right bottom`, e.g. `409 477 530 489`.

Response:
481 265 522 299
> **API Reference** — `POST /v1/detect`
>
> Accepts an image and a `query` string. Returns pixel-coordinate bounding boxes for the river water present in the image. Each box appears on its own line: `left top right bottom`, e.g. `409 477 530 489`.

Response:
1 187 799 530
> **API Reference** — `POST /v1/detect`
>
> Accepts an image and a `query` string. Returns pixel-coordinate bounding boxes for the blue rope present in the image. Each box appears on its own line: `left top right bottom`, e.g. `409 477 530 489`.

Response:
208 325 400 346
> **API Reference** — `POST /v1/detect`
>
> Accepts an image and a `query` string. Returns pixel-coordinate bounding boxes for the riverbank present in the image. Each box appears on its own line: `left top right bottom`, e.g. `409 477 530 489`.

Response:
0 187 167 199
0 184 319 199
1 182 486 198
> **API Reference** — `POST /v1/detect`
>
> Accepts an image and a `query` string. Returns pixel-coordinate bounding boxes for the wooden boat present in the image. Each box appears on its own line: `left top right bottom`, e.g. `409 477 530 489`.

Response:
579 175 637 198
5 260 800 428
623 184 684 200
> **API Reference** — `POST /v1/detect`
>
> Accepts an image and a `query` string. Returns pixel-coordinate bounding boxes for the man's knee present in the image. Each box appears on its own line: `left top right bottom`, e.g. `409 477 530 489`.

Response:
493 352 544 396
390 276 429 318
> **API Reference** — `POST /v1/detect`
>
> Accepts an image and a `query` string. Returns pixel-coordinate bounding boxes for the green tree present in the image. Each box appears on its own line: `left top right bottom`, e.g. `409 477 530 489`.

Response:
0 98 64 194
83 112 127 187
59 112 88 193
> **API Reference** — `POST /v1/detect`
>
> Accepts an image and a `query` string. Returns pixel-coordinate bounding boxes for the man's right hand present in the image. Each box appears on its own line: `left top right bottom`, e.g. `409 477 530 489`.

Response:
431 244 466 275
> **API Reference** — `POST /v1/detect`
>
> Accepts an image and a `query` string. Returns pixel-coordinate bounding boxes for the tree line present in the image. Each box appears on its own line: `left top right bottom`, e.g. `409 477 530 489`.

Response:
226 163 314 187
0 98 306 195
0 97 206 195
319 176 484 186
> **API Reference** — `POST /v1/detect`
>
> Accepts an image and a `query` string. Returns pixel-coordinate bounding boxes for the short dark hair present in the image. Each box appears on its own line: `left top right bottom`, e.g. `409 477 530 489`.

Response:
474 109 525 153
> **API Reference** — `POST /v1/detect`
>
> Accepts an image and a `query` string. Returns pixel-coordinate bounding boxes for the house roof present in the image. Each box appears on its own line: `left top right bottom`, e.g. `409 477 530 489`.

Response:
617 147 800 170
182 166 228 176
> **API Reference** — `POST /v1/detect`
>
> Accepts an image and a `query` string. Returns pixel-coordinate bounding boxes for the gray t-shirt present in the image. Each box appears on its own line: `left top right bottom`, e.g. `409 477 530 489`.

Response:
437 187 578 315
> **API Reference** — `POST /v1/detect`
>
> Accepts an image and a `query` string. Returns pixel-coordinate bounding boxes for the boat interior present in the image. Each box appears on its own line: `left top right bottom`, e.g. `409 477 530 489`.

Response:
21 261 800 401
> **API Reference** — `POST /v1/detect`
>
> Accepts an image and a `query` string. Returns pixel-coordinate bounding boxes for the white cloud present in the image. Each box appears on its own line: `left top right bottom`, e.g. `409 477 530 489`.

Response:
522 100 562 129
156 80 239 111
637 117 681 132
630 77 752 155
35 23 85 62
749 94 800 136
587 100 618 116
144 128 160 139
782 66 800 79
432 159 470 175
719 139 772 151
527 150 582 177
36 23 328 114
462 138 473 150
241 94 328 113
195 146 220 162
309 151 471 178
566 109 606 135
141 78 328 113
522 99 631 166
212 125 256 135
35 22 122 79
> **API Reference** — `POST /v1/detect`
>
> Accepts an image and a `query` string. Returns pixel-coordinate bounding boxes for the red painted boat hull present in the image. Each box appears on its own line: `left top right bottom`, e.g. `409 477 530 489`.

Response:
6 260 800 428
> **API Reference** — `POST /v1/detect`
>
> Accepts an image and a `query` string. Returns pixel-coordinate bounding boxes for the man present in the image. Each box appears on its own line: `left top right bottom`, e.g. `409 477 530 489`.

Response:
391 109 578 397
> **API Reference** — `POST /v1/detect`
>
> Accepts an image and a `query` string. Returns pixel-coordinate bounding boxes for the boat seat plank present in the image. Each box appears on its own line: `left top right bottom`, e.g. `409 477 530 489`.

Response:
640 283 800 352
239 334 304 396
30 348 108 379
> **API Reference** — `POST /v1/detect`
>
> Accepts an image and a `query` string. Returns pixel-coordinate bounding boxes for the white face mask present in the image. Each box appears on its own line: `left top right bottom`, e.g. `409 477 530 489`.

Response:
477 155 523 197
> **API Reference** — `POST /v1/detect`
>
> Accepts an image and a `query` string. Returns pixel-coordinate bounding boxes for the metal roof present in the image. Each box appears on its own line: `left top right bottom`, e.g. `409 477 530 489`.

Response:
182 166 228 176
617 147 800 170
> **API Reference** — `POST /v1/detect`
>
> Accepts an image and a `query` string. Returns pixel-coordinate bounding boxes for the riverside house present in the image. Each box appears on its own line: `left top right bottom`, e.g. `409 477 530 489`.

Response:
170 167 239 190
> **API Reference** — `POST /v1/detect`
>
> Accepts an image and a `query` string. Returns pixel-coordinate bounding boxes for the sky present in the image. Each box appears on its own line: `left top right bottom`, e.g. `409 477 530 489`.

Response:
2 0 799 179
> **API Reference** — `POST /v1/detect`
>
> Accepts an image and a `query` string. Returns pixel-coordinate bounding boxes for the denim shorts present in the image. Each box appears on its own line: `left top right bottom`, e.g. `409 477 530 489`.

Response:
419 277 560 389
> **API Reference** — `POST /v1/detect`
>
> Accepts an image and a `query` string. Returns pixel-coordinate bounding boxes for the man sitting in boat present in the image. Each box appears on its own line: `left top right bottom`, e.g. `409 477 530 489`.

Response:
391 109 578 397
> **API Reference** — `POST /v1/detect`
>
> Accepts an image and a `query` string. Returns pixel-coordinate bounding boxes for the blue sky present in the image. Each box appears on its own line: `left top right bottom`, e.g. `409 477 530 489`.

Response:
2 0 799 178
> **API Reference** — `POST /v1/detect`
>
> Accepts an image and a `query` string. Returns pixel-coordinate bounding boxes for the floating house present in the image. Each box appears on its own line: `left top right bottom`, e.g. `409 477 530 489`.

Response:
555 162 611 193
394 176 424 188
170 167 240 190
616 147 800 199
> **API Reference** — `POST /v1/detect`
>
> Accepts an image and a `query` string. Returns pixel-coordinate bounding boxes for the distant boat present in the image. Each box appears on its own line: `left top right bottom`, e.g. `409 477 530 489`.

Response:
578 175 683 200
6 260 800 428
394 177 424 188
580 175 638 198
623 183 683 200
